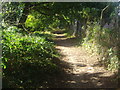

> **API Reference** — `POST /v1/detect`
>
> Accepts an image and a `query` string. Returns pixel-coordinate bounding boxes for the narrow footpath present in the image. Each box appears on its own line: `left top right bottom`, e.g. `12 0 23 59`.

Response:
52 32 117 88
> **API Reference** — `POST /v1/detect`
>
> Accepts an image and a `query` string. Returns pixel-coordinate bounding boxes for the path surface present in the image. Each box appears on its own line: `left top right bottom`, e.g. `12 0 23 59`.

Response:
52 32 118 88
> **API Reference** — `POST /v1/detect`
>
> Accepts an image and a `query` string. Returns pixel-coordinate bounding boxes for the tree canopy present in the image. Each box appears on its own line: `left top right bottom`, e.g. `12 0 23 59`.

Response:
1 2 120 88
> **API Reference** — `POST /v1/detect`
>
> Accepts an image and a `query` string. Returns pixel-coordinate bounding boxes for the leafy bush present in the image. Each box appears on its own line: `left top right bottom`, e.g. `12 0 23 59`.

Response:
25 11 53 32
2 26 59 88
32 31 54 42
81 22 119 71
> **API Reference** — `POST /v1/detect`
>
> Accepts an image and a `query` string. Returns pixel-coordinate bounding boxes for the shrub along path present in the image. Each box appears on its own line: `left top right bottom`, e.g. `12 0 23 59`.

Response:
52 31 118 88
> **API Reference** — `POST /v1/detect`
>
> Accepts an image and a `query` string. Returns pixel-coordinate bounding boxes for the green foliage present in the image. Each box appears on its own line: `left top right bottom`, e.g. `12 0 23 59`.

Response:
2 2 119 87
25 11 54 32
32 31 54 41
82 22 119 71
25 14 39 31
2 2 24 26
2 26 59 88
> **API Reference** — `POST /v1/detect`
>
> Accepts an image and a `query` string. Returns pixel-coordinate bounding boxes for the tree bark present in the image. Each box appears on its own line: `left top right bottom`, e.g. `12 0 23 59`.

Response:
18 3 31 29
72 19 77 36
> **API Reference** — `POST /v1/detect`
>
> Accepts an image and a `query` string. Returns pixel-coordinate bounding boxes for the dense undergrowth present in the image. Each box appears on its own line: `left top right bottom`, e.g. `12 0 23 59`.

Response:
2 26 59 88
1 2 119 88
81 22 119 72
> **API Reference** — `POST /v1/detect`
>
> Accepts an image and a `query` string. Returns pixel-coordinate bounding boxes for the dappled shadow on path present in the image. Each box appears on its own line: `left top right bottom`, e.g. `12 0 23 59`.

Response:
53 30 80 47
53 30 67 34
49 54 118 88
50 32 118 88
54 38 78 47
64 72 117 88
46 57 72 88
55 35 67 38
49 58 118 88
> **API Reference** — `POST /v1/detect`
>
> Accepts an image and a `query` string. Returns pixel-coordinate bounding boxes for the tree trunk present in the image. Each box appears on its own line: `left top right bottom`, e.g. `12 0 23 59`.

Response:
76 20 81 37
18 3 30 29
73 19 78 37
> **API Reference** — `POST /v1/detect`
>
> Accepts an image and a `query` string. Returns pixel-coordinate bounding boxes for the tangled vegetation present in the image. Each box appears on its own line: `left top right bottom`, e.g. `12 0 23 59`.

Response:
2 26 59 88
82 22 119 71
1 2 120 88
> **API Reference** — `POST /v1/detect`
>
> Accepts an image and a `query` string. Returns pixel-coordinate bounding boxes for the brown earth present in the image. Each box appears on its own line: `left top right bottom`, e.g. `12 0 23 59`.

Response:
50 33 118 88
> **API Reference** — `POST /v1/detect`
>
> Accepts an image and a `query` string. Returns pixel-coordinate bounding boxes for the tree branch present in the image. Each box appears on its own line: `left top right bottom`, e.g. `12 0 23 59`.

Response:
100 4 110 20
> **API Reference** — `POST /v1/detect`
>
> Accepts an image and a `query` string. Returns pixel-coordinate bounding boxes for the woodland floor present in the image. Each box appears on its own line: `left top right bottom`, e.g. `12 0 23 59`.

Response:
48 31 118 89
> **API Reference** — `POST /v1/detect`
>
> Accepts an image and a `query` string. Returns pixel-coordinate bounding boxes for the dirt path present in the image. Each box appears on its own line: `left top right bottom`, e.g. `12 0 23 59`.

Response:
53 33 118 88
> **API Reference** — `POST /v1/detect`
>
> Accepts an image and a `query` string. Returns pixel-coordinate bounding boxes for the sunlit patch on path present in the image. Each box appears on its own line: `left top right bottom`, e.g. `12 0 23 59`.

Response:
53 32 118 88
